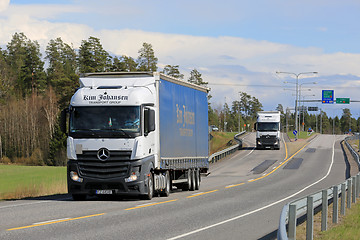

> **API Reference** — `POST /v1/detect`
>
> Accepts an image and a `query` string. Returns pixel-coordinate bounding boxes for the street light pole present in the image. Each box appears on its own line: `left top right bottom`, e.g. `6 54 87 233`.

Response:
276 71 318 139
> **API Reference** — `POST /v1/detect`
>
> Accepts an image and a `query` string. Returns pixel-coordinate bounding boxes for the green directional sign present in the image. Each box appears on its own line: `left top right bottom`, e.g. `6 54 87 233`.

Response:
336 98 350 104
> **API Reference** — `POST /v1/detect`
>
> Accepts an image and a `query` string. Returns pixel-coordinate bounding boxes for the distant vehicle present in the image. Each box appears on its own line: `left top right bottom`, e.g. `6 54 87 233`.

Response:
254 111 281 150
62 72 210 200
210 125 219 131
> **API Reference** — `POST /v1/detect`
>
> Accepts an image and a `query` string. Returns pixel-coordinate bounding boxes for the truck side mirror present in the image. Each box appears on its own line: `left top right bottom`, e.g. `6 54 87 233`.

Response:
60 108 68 134
253 122 257 131
144 108 155 136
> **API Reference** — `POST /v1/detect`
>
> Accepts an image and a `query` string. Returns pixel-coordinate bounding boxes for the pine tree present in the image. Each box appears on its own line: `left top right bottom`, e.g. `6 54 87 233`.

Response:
137 42 158 72
161 65 184 79
188 69 208 86
78 36 111 73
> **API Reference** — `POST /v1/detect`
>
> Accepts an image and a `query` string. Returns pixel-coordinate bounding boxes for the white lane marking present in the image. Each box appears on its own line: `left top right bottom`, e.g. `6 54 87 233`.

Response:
167 136 336 240
33 218 71 225
0 197 71 210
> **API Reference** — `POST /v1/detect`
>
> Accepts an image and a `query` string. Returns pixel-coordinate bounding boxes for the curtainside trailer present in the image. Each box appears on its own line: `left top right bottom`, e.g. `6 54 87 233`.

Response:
62 72 209 200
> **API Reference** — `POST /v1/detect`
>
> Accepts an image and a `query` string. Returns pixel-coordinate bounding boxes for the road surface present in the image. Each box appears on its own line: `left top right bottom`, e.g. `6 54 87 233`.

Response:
0 133 349 240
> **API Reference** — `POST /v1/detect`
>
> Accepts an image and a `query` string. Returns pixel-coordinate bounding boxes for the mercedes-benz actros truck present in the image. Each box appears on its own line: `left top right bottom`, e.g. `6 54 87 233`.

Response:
62 72 209 200
254 111 281 150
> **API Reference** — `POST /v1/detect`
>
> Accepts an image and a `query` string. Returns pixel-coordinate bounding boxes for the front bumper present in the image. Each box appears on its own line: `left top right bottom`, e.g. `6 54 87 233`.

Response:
67 156 154 196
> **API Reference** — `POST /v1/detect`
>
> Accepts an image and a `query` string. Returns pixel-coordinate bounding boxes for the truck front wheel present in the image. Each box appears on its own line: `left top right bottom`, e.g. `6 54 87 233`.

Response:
142 173 154 200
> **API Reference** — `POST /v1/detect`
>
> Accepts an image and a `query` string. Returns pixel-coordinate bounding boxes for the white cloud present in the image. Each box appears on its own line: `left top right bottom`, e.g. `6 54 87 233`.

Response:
0 0 9 12
1 2 360 114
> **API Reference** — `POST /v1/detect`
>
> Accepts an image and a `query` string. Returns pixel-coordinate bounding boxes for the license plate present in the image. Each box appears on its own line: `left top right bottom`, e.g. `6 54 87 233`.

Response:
96 190 113 195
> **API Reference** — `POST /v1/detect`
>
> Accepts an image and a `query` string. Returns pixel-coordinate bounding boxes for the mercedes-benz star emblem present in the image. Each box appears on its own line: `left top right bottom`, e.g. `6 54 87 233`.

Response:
97 148 110 161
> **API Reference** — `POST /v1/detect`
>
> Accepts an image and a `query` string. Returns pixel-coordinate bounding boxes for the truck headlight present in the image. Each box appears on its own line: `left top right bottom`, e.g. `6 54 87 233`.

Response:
70 171 83 183
125 167 140 182
125 173 138 182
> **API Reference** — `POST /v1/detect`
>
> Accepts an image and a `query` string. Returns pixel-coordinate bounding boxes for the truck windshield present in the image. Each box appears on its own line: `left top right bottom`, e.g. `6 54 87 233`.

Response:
257 122 279 132
69 106 141 138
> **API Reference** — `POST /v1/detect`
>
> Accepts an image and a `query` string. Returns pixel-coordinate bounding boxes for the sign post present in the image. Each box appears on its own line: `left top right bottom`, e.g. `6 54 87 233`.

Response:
293 130 298 141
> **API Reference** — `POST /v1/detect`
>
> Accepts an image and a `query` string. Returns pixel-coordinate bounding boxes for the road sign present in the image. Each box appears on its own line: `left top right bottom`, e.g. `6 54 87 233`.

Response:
322 90 334 104
308 107 318 111
293 130 298 136
336 98 350 104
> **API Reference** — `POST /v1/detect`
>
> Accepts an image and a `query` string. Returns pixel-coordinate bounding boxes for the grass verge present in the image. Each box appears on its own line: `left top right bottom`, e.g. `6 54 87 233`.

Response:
210 131 238 155
316 202 360 240
0 164 67 200
294 140 360 239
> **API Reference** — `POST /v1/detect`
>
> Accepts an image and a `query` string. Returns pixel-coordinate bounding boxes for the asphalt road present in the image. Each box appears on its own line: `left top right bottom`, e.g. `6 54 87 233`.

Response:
0 133 349 240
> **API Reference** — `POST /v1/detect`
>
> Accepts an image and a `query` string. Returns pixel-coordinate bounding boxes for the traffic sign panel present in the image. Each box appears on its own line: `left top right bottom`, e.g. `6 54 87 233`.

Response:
322 90 334 104
336 98 350 104
308 107 318 111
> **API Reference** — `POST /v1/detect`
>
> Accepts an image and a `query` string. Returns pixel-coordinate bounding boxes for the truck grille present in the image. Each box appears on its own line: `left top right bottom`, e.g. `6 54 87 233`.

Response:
76 150 132 179
260 135 277 144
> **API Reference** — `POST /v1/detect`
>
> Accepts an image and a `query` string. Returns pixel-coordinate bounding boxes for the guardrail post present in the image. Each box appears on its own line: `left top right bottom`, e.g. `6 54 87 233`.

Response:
341 183 346 215
352 176 356 203
333 185 338 224
306 196 314 240
347 179 352 209
321 190 328 231
356 173 360 198
288 204 297 240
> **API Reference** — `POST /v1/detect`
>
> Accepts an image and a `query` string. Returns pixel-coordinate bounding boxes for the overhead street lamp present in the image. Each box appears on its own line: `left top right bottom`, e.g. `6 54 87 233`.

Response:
276 71 318 139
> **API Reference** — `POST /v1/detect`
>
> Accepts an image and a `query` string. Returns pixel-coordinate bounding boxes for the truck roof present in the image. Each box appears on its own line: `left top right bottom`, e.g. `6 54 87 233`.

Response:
80 72 210 93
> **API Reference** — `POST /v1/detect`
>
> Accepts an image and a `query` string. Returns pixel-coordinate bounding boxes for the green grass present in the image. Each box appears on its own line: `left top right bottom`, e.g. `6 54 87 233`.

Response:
0 164 67 200
316 203 360 240
287 130 315 140
210 131 238 155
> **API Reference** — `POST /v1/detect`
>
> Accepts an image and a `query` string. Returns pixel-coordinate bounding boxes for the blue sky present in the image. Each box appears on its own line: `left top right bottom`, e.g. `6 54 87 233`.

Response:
2 0 360 119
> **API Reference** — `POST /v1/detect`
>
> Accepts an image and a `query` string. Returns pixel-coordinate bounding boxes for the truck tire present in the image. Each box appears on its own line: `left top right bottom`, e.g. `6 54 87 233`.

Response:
182 169 192 191
72 194 86 201
190 169 196 191
194 169 200 190
142 173 154 200
160 171 170 197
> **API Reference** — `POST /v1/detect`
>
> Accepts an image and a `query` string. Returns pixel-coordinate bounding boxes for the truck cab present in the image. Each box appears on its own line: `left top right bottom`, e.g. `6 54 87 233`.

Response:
254 111 281 150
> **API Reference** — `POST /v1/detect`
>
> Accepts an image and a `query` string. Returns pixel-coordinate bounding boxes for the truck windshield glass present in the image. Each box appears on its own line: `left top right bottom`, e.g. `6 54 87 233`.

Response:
69 106 140 138
257 122 279 131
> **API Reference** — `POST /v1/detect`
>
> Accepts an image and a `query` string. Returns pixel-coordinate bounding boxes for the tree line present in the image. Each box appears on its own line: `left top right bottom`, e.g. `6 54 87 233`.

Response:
0 32 358 166
0 32 211 166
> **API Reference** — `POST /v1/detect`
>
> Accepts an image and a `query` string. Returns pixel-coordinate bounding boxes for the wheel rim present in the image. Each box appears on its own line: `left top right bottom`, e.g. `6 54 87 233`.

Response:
148 175 153 197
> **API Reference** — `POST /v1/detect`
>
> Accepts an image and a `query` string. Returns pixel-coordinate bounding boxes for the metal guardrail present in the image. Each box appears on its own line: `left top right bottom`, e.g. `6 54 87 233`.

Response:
277 137 360 240
345 136 360 169
208 131 246 164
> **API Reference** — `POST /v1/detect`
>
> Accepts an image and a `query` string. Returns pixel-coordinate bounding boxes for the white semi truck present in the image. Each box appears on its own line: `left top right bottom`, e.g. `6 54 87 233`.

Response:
254 111 281 150
61 72 209 200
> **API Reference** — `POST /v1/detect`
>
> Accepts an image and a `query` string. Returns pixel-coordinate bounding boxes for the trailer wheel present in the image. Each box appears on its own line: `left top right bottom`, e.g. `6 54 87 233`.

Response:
160 171 170 197
182 169 191 191
190 169 196 191
194 169 200 190
72 194 87 201
142 173 154 200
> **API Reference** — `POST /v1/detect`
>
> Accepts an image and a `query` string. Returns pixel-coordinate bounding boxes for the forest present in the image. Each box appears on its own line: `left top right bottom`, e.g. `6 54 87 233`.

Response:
0 32 359 166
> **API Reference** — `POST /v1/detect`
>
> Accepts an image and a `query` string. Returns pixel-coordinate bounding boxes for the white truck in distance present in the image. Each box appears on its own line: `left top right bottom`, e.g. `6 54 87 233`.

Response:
254 111 281 150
